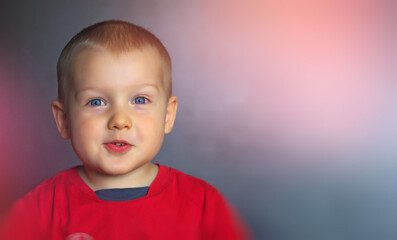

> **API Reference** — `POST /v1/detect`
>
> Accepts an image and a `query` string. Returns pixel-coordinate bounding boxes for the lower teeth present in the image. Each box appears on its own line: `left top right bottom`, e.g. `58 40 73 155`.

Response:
113 143 125 146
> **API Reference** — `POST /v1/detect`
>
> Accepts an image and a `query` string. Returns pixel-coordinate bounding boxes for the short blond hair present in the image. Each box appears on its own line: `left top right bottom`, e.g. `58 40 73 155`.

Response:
56 20 172 103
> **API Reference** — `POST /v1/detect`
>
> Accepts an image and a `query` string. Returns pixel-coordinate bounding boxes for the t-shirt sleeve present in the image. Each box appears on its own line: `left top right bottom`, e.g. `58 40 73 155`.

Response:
0 182 54 240
200 186 253 240
0 196 42 239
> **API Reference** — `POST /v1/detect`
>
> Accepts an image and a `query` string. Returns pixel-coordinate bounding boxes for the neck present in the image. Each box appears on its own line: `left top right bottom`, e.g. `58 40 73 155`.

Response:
78 163 159 191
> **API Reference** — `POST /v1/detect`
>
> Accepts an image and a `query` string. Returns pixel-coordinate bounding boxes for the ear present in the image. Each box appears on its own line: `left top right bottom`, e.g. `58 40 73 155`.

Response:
164 95 178 134
51 100 70 139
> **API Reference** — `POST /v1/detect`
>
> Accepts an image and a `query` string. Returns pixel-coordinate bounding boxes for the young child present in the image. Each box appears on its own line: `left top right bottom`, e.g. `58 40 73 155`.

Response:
1 20 251 240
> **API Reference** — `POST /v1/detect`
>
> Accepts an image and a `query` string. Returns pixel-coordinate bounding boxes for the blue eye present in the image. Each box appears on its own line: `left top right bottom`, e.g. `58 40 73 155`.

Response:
133 97 149 104
88 99 105 106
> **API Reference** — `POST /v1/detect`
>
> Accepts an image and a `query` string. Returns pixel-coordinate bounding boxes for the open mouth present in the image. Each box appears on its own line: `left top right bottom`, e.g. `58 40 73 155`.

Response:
105 140 132 153
112 142 126 146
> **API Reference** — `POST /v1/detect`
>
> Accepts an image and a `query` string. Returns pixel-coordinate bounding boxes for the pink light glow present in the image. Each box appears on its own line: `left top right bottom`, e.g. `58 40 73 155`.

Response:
0 59 16 212
192 0 387 155
0 55 36 213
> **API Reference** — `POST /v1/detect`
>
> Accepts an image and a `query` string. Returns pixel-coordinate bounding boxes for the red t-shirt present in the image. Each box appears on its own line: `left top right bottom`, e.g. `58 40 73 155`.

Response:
1 164 251 239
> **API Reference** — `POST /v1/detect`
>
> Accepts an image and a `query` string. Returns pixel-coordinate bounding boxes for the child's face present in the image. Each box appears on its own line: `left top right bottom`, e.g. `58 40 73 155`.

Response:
52 47 177 177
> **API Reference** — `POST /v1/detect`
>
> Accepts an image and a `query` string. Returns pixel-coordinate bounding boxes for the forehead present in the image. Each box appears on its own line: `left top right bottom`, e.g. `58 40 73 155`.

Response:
70 47 164 91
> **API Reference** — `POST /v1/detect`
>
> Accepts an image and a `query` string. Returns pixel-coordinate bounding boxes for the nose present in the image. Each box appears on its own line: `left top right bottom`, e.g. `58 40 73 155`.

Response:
108 110 132 130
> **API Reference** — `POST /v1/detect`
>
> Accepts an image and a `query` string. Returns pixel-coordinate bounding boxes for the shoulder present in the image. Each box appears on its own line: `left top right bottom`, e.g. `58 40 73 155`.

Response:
159 165 228 209
35 167 77 188
166 166 221 196
24 167 77 198
168 166 216 190
160 165 253 239
8 167 78 212
0 167 79 239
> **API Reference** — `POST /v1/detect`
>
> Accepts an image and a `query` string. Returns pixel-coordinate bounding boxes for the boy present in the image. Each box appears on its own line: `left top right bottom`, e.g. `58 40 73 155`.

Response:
1 20 251 239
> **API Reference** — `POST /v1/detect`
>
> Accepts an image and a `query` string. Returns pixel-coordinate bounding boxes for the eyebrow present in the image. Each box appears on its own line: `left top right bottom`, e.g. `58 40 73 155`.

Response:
77 83 160 93
74 83 160 100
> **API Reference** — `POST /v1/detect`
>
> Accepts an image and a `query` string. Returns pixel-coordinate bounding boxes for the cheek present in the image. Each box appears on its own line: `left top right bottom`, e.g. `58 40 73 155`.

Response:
70 113 105 141
136 112 165 141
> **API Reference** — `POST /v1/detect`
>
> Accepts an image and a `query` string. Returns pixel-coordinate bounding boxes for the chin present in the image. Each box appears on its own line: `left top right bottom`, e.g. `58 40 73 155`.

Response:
99 167 132 176
100 162 143 176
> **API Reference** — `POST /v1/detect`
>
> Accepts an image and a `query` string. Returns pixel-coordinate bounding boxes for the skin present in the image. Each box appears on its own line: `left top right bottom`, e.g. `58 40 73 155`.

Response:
51 47 178 191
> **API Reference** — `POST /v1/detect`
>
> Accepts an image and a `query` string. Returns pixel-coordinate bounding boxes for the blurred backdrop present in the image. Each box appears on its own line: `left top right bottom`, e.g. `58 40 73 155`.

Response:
0 0 396 239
